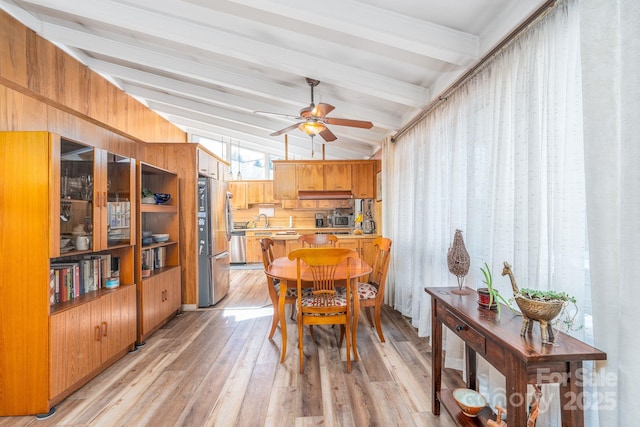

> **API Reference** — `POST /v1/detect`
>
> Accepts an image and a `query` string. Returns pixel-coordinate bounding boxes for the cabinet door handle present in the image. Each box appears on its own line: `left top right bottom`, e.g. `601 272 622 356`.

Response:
103 192 107 207
95 325 101 341
456 325 468 332
102 321 108 337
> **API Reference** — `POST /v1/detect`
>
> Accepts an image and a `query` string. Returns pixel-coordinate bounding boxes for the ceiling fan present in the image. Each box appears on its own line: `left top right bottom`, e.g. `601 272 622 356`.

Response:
255 78 373 142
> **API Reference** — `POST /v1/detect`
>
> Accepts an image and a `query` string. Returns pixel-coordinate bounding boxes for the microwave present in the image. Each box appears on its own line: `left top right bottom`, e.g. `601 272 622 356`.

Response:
333 214 353 227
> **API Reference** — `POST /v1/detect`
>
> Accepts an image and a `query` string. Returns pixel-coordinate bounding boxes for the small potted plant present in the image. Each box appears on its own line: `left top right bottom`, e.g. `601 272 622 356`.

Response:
477 263 510 318
141 188 155 204
141 263 151 278
502 261 582 343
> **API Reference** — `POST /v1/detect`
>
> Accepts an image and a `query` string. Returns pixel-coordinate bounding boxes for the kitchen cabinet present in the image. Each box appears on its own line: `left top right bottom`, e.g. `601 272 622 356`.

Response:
228 181 247 209
351 162 376 199
272 160 377 200
136 162 181 343
281 199 352 210
273 163 297 199
296 163 324 191
336 237 377 267
324 163 351 190
0 131 136 416
246 180 275 204
285 239 304 255
245 234 262 264
198 148 220 179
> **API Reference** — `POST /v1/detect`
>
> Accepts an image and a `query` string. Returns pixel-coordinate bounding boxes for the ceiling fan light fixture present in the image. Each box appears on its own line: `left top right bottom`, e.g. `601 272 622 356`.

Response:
298 121 326 136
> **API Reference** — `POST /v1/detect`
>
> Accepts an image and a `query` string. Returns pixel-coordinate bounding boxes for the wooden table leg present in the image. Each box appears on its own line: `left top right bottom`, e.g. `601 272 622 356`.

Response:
466 344 477 391
431 297 442 415
279 280 288 363
560 361 584 427
352 278 360 361
504 352 528 426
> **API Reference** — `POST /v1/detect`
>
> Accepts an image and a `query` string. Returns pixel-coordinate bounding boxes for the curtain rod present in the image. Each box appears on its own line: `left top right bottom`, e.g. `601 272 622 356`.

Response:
391 0 557 143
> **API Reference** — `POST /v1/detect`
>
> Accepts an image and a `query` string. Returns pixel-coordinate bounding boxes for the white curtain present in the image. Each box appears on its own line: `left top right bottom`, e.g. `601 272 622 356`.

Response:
581 0 640 426
383 1 603 425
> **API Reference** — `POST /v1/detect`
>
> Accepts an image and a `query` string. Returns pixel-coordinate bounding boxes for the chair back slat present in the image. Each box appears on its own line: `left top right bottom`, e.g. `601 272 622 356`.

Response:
297 233 338 248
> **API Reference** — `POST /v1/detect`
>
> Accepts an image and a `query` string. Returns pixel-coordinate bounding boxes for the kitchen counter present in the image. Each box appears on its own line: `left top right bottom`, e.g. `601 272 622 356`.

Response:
242 228 381 263
269 232 380 241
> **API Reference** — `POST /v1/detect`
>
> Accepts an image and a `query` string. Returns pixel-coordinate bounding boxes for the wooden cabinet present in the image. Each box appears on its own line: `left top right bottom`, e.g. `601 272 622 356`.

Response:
273 163 297 199
246 234 263 264
142 143 229 307
49 285 136 399
228 180 276 209
136 162 181 343
324 163 351 190
246 180 275 204
58 139 135 256
0 131 136 416
281 199 352 210
228 181 248 209
49 302 100 399
336 237 377 266
273 160 376 200
139 268 181 341
351 162 376 199
198 148 219 179
297 163 324 190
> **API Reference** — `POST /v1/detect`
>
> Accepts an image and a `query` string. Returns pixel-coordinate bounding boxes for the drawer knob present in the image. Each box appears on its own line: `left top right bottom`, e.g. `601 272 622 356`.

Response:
456 325 468 332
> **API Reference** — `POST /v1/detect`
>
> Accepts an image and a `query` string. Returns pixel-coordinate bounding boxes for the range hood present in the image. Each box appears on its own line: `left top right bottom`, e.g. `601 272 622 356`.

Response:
298 190 353 200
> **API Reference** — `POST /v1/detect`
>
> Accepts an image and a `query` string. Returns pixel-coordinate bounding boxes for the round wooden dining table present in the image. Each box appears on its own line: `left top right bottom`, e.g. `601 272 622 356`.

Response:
265 256 372 363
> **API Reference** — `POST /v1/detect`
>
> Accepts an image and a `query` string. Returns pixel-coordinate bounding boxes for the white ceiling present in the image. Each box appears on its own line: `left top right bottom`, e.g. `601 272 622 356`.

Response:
1 0 548 159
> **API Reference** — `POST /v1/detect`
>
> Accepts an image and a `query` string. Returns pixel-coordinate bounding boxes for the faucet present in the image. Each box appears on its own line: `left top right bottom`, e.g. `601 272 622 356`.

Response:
257 213 269 228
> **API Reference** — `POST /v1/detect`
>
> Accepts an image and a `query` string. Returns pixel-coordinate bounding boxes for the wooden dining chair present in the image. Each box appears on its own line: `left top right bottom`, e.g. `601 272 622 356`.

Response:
356 237 392 342
288 247 359 374
297 233 338 247
259 238 297 341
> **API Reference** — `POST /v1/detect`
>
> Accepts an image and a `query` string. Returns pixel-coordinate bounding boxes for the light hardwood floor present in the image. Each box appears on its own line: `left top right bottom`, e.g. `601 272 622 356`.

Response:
1 268 464 427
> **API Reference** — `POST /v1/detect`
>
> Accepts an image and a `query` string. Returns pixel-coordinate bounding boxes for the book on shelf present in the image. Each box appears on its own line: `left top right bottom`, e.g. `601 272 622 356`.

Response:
49 269 56 305
50 262 81 304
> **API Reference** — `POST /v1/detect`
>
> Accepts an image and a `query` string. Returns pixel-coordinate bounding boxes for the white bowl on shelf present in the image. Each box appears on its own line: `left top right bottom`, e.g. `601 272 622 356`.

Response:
152 233 170 242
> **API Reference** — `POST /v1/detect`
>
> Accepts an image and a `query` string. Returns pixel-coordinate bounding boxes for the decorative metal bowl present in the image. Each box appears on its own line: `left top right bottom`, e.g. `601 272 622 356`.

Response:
514 296 563 321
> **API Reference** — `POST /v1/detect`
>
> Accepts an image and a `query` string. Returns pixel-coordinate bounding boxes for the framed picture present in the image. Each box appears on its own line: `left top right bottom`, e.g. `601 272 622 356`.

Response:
376 171 382 201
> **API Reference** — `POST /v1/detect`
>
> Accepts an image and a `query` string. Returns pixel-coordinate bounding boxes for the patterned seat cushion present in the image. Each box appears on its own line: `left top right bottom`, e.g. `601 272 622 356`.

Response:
299 289 348 312
357 282 378 300
274 283 313 298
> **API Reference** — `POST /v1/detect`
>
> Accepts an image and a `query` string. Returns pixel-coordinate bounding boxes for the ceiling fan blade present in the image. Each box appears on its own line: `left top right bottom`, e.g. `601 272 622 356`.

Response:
311 103 335 118
299 105 313 118
319 127 337 142
254 111 302 120
270 123 302 137
324 117 373 129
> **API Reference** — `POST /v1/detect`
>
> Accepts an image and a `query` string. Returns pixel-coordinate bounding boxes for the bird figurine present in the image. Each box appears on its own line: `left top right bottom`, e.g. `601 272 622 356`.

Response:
447 229 471 294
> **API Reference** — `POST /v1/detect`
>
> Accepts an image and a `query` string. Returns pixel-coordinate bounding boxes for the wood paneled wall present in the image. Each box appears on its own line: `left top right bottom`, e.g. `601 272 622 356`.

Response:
0 10 186 150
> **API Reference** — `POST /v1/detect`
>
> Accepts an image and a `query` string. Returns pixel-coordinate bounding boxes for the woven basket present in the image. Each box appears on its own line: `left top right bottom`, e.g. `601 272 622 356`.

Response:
514 296 563 321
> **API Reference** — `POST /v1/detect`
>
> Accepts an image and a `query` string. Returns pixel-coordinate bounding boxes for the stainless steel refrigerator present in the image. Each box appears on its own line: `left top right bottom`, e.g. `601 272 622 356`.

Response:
197 177 233 307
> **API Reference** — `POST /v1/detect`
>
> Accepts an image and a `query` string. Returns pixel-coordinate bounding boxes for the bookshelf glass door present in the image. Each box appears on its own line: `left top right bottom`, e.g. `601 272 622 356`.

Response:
60 139 95 254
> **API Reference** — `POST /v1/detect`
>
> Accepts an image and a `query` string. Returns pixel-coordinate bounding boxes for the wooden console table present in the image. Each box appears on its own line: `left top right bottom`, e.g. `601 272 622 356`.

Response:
425 287 606 427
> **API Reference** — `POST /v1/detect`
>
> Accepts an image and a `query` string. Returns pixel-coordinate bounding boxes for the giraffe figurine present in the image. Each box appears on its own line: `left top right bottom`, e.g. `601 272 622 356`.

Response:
501 261 555 343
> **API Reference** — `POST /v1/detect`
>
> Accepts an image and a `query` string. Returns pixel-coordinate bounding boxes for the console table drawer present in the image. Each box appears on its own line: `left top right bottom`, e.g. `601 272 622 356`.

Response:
437 305 486 355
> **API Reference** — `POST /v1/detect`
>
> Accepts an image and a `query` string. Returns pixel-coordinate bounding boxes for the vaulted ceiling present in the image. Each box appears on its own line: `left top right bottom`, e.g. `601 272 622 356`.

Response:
1 0 548 159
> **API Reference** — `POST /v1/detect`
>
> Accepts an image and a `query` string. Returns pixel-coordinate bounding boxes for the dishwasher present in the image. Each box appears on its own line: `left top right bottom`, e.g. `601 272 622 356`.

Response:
230 222 247 264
